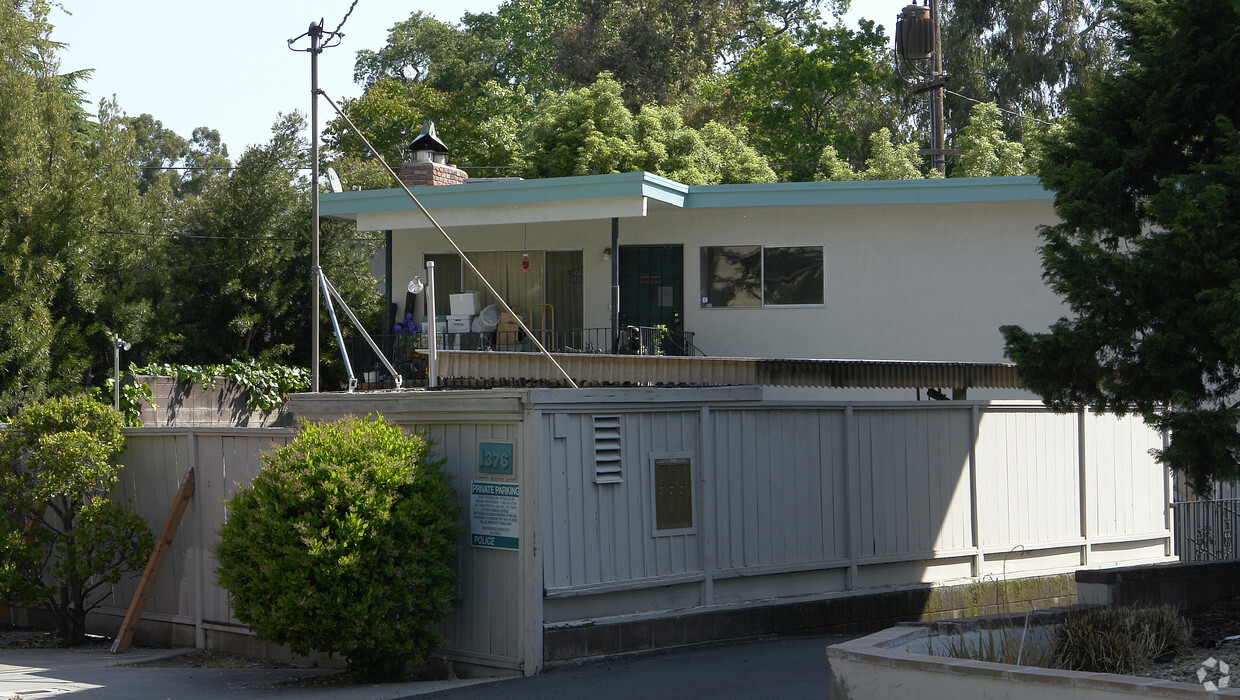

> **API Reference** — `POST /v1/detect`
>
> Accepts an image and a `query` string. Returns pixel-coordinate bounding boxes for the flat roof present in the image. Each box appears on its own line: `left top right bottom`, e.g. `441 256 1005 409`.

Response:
320 172 1051 224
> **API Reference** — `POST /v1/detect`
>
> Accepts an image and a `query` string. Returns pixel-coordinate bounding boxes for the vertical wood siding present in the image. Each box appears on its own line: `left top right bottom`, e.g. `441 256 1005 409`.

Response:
710 409 847 571
1083 412 1166 538
105 422 525 667
854 408 975 557
410 421 523 662
540 403 1172 599
95 398 1172 674
107 429 293 628
975 410 1081 548
541 411 700 589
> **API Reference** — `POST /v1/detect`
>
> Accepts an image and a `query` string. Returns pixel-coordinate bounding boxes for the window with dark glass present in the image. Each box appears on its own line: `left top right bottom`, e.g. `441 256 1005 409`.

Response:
700 246 761 308
699 245 824 307
763 246 824 305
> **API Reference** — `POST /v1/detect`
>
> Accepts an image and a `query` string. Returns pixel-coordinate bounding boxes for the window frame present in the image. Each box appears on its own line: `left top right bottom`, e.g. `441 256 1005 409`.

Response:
699 244 825 309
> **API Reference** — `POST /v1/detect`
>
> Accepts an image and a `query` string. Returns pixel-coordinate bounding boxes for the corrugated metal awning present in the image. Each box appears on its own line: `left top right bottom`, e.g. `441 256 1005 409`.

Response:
432 351 1021 389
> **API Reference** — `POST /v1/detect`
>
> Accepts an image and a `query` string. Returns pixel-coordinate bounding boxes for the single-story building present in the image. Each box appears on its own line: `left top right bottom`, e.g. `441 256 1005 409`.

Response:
5 167 1176 679
322 163 1063 390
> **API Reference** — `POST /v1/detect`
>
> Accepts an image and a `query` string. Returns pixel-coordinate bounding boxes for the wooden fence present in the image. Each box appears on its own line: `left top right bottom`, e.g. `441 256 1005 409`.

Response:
6 393 1179 674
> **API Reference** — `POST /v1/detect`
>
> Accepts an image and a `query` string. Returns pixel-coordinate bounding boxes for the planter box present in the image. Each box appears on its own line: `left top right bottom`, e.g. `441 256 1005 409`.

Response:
134 375 293 427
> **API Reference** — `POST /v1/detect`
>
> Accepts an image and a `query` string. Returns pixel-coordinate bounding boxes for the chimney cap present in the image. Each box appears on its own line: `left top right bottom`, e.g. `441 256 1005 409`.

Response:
409 120 449 155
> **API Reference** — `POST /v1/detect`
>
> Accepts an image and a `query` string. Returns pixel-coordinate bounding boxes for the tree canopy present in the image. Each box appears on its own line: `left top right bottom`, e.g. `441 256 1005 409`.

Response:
330 0 1067 182
939 0 1118 138
0 2 381 415
1001 0 1240 492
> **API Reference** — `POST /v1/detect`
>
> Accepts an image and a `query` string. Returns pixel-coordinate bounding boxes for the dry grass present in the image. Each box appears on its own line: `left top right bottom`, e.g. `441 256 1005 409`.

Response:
1051 605 1191 675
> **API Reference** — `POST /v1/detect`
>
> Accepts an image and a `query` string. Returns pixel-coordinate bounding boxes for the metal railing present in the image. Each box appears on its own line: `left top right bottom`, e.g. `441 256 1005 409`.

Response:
1173 498 1240 562
345 327 699 388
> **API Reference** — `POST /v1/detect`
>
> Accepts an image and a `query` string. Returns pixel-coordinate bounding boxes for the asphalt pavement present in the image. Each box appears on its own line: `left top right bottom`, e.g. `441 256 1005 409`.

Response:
421 635 841 700
0 635 843 699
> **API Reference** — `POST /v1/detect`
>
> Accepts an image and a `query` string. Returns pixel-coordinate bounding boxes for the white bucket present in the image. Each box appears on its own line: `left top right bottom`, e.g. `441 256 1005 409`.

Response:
472 304 501 332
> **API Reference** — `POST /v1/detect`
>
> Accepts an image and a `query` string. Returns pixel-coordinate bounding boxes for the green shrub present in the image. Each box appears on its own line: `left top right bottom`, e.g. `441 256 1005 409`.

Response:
0 395 154 645
215 415 461 681
135 360 309 413
1052 605 1191 674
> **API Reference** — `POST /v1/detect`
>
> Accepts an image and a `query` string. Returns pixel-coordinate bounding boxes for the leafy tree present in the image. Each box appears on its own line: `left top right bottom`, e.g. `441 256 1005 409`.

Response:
519 75 638 176
699 122 780 184
518 75 776 182
817 127 937 181
156 113 382 370
463 0 582 97
632 105 777 184
0 0 82 413
0 395 153 646
179 127 231 198
325 78 530 177
555 0 735 105
215 416 460 681
939 0 1119 137
953 102 1026 177
1000 0 1240 493
353 12 504 93
555 0 838 105
127 114 188 195
719 21 904 180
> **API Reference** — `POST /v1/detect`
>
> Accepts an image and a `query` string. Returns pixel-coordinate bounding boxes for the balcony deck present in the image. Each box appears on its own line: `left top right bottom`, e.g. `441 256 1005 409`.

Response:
344 328 1020 393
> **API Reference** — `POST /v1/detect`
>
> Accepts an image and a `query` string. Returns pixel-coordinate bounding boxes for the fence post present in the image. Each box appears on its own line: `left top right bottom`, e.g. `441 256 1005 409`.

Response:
845 405 861 590
190 429 205 649
969 404 982 577
1078 408 1091 566
699 406 715 605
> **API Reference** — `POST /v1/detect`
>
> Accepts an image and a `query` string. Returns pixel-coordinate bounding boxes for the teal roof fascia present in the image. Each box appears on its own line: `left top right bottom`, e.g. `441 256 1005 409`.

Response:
320 171 689 219
681 175 1051 208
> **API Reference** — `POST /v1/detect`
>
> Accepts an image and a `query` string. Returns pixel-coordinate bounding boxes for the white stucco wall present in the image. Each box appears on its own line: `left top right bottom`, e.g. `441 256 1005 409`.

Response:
379 189 1064 364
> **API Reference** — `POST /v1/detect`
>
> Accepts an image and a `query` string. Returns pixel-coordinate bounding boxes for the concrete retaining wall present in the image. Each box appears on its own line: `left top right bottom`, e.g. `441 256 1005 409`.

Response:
827 614 1220 699
1076 560 1240 609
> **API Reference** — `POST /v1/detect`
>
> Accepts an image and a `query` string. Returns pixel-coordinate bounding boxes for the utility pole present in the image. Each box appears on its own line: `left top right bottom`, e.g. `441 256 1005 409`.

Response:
309 21 322 392
930 0 946 175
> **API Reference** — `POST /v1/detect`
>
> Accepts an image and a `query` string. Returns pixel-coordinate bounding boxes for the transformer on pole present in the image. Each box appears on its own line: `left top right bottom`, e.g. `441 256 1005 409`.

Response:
896 0 954 174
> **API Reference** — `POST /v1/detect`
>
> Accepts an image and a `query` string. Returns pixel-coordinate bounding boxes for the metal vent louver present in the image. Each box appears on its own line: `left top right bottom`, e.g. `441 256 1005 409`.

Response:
593 415 622 484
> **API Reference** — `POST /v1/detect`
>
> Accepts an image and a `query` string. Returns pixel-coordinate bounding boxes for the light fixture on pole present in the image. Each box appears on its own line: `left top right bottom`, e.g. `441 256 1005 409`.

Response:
112 334 131 412
407 265 438 388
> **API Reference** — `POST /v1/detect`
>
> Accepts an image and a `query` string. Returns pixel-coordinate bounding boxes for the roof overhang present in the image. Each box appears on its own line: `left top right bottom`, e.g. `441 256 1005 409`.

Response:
320 173 1051 231
322 171 688 229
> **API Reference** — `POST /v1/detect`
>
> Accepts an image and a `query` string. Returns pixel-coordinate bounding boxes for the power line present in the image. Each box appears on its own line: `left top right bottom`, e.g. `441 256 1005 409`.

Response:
944 90 1057 126
331 0 360 38
99 230 381 244
139 166 235 171
86 257 258 282
287 0 360 52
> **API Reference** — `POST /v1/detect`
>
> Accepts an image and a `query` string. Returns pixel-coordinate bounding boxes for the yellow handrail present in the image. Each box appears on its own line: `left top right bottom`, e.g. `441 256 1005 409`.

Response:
531 303 554 349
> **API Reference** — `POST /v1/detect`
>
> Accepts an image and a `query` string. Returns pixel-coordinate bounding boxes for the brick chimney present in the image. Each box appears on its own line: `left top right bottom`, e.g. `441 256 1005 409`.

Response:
399 121 468 187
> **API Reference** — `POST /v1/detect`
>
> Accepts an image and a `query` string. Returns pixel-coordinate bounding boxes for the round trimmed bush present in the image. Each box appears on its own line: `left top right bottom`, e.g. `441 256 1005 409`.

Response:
215 415 460 681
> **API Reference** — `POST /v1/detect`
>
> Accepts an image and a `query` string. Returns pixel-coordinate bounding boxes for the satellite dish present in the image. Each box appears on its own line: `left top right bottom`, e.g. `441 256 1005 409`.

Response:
326 167 343 193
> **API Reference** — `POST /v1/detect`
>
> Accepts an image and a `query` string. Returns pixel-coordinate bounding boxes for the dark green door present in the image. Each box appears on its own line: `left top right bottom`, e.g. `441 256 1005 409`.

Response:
619 245 683 331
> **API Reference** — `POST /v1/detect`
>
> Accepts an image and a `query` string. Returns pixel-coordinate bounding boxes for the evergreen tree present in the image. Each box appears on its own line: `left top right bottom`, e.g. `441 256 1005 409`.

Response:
1001 0 1240 492
0 1 161 413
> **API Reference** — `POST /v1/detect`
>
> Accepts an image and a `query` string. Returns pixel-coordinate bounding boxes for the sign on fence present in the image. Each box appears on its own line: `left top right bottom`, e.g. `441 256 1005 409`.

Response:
471 481 519 550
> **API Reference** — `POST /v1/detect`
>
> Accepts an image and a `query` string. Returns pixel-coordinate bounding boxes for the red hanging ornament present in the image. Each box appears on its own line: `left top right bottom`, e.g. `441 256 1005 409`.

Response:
522 253 530 271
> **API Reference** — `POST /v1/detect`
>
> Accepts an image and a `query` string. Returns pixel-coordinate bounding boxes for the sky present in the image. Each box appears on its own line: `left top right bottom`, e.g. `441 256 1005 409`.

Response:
50 0 897 156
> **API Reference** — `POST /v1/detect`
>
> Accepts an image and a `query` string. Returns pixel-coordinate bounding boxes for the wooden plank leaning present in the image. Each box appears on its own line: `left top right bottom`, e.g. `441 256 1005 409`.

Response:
110 468 196 654
0 503 48 624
